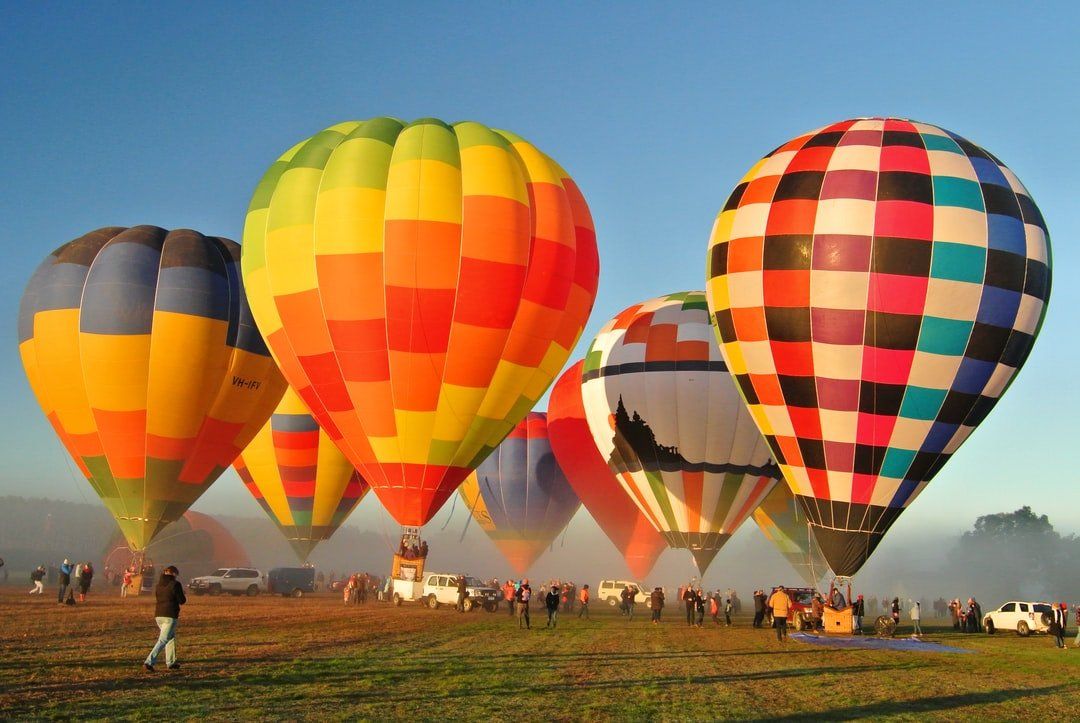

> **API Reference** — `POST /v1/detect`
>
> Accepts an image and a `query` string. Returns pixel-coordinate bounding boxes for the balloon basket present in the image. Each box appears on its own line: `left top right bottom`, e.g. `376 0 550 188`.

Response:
125 574 143 597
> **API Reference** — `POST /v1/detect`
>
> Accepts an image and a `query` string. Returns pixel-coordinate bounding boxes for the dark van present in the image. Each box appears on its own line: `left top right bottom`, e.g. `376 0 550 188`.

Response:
268 567 316 597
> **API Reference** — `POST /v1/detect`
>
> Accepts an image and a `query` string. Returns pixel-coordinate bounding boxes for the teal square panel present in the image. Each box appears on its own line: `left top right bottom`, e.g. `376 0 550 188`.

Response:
931 242 986 284
880 447 917 479
917 316 973 356
921 133 963 153
933 176 985 211
899 386 948 420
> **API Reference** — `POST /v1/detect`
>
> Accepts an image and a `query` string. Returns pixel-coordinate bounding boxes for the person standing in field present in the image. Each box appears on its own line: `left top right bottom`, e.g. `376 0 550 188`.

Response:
910 601 922 636
57 559 72 604
853 595 865 634
1072 604 1080 648
709 594 719 625
753 590 766 628
767 586 792 642
456 574 468 613
144 566 185 672
650 587 664 624
891 597 901 629
29 565 46 595
694 589 705 627
516 579 531 629
121 567 134 598
77 562 94 602
545 585 560 628
683 586 696 626
724 598 733 626
578 584 590 619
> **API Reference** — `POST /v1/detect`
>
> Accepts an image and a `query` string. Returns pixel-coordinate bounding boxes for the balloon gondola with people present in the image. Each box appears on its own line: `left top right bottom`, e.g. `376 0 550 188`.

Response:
240 117 600 578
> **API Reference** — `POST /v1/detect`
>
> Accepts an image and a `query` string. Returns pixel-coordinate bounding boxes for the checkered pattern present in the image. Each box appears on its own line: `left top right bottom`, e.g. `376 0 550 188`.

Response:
234 386 370 561
706 118 1052 575
242 118 598 527
18 227 287 551
458 412 581 574
580 291 780 573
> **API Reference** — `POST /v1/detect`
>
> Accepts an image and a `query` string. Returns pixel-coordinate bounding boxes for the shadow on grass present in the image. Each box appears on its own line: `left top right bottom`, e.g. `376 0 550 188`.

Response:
758 684 1066 721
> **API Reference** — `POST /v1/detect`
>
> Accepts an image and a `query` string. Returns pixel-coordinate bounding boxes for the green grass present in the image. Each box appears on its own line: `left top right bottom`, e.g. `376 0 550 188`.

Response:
1 588 1078 720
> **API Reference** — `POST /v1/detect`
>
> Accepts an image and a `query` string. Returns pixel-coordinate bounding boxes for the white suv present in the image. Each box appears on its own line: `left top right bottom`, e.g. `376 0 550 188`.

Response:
983 601 1055 636
421 573 501 612
597 579 652 607
188 568 264 597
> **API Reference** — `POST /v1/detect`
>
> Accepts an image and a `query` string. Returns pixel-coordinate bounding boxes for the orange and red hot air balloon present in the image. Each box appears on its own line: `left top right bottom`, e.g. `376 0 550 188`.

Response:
242 118 597 527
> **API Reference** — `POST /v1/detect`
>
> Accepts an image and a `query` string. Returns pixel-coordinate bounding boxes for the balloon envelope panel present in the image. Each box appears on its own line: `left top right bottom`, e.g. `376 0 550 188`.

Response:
459 412 581 574
705 118 1051 576
242 118 598 527
548 359 666 580
752 482 828 588
18 226 287 550
580 291 779 573
234 386 370 560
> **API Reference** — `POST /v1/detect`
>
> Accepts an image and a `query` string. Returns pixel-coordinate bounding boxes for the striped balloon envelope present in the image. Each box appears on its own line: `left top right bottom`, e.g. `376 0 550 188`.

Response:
579 291 780 573
242 118 598 528
18 226 287 550
706 118 1052 576
752 482 828 588
233 386 370 561
548 359 667 580
459 413 580 574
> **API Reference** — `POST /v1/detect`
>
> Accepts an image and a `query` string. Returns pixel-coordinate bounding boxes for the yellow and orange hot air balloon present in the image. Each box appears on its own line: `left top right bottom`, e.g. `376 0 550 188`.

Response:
241 118 598 527
18 226 286 550
234 387 370 560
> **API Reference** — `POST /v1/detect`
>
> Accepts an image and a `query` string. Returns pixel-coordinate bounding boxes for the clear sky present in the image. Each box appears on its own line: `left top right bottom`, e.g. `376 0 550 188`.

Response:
2 2 1077 541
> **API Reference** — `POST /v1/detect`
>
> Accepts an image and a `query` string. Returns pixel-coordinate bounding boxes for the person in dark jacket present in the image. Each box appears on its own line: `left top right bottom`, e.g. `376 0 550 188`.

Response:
683 586 696 626
545 586 560 628
853 594 865 634
456 574 468 613
144 566 186 672
515 579 531 629
57 559 73 604
77 562 94 602
753 590 766 628
694 589 705 627
650 587 665 623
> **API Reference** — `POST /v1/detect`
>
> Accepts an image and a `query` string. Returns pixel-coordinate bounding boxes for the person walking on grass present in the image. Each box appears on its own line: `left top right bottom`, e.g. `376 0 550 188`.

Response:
29 565 46 595
144 566 185 672
709 594 720 625
578 584 590 619
694 589 705 627
683 585 696 626
753 590 766 628
516 579 532 629
767 586 792 642
77 562 94 603
910 601 923 637
724 598 733 626
57 559 73 604
456 574 468 613
1051 602 1067 649
545 585 560 629
650 587 664 624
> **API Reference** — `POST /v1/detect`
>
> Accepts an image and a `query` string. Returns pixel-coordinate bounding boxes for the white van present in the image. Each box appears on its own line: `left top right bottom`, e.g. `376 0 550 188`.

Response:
597 579 651 607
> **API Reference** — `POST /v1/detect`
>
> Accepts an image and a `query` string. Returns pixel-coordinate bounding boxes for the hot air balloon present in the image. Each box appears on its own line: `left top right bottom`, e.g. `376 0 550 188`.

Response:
241 118 598 529
752 482 827 588
548 359 667 580
103 510 251 580
233 387 370 560
579 291 780 573
458 412 580 574
706 118 1051 577
18 226 287 551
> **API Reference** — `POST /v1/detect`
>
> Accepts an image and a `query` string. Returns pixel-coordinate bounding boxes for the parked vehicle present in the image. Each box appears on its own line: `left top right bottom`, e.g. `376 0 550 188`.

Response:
188 568 263 596
268 567 315 598
421 573 501 612
597 580 653 608
983 601 1055 636
765 587 817 630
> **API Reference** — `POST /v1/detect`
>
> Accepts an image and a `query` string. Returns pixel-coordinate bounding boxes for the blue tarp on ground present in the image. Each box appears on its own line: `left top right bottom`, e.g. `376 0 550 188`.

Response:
790 632 976 654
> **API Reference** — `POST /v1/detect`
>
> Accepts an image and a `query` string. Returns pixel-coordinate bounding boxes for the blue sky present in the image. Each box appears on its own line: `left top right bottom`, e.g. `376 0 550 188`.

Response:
2 2 1077 538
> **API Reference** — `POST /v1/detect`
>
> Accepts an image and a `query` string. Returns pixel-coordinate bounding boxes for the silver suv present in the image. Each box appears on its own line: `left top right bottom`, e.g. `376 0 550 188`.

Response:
188 568 263 597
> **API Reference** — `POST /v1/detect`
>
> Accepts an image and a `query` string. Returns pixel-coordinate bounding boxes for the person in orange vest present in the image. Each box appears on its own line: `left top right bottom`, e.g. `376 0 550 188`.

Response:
502 580 515 616
709 594 720 625
767 586 793 642
578 584 590 619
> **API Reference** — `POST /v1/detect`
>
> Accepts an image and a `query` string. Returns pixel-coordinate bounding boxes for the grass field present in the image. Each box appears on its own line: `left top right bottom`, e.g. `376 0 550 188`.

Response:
1 586 1078 720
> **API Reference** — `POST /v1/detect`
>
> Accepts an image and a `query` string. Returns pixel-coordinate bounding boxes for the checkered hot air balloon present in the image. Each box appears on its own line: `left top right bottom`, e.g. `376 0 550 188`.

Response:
458 413 580 574
233 387 370 561
241 118 598 527
705 118 1052 577
579 292 781 574
548 359 668 580
18 226 287 551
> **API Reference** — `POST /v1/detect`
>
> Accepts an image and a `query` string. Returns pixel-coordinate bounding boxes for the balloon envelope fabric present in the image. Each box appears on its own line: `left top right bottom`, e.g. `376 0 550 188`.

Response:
242 118 598 527
705 118 1051 576
18 226 287 550
580 291 780 573
459 412 581 574
548 359 667 580
752 482 828 588
234 386 370 561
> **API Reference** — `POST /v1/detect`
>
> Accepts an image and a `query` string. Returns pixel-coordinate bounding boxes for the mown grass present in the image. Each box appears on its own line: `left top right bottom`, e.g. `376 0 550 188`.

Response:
1 587 1077 720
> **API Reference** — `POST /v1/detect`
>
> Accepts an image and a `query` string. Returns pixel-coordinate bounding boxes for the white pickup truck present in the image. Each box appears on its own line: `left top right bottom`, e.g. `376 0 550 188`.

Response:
188 568 264 597
421 573 501 612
